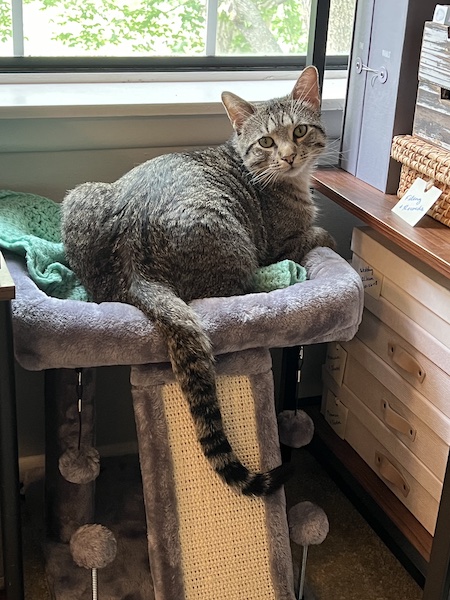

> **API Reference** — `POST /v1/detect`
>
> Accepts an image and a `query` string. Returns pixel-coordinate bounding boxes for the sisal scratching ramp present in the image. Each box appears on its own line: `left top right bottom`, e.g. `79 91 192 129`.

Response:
131 348 296 600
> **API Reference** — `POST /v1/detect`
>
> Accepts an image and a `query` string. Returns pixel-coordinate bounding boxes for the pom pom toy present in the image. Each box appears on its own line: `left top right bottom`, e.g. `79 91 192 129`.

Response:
70 524 117 600
58 368 101 485
277 409 314 448
277 345 314 449
59 446 100 485
288 501 329 599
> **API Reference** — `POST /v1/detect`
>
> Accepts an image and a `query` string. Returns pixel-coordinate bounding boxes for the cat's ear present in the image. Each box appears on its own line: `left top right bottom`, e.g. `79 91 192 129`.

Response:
221 91 255 134
291 66 321 112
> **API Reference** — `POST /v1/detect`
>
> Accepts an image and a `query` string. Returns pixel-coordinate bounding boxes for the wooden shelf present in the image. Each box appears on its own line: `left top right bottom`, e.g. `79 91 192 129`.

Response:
0 251 15 302
312 167 450 280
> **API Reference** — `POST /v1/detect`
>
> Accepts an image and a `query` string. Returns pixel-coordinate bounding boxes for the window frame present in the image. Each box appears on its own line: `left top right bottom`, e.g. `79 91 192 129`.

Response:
0 0 351 80
0 54 348 73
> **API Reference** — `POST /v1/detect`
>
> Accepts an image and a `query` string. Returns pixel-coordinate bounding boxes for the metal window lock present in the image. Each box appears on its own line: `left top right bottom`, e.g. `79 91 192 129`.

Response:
355 57 388 84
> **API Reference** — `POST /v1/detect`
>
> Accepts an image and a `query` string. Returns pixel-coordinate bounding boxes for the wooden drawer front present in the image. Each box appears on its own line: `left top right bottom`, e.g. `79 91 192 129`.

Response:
353 251 450 348
351 253 383 299
351 226 450 325
344 410 440 535
323 368 443 498
363 284 450 380
341 335 450 437
324 342 348 387
354 248 450 349
342 356 449 482
356 310 450 415
381 275 450 350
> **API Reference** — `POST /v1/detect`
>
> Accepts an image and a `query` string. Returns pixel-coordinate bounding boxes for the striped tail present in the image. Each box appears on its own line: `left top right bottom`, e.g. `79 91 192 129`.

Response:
128 277 292 496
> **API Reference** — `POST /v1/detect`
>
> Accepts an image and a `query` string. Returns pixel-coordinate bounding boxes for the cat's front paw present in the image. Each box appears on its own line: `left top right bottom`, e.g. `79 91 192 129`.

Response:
313 227 336 251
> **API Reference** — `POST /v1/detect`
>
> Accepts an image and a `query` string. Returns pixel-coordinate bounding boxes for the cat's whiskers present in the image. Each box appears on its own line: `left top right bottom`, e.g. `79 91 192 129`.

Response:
251 164 283 188
318 139 350 167
251 171 277 189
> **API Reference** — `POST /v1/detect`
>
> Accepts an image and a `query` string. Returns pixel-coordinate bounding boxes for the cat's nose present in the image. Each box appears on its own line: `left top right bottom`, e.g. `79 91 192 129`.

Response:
281 153 296 165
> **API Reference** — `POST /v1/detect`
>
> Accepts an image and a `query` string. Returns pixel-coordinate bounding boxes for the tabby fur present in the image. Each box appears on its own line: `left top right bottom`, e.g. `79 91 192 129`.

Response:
61 66 335 497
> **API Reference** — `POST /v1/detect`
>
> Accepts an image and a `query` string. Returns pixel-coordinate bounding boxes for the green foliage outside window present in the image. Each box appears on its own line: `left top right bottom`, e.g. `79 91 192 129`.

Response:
0 0 355 58
0 0 12 43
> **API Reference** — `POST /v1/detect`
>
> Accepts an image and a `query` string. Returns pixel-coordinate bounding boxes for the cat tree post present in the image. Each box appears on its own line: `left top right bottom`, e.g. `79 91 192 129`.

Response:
131 348 296 600
44 368 97 542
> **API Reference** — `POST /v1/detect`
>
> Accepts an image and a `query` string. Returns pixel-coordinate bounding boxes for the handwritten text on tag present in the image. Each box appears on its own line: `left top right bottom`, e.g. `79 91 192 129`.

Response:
392 178 442 226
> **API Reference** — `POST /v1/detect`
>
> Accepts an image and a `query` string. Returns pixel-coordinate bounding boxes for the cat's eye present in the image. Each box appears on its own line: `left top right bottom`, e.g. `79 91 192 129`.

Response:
258 136 275 148
293 125 308 139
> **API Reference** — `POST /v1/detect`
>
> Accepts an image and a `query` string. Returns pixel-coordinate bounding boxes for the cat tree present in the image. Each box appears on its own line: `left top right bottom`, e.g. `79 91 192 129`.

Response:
5 243 363 599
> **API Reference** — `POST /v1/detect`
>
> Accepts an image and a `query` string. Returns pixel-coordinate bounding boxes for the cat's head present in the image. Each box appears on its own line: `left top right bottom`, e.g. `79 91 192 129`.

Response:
221 66 326 186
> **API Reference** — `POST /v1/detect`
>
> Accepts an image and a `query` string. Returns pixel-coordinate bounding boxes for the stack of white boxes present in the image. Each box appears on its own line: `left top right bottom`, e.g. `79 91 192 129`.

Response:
321 226 450 535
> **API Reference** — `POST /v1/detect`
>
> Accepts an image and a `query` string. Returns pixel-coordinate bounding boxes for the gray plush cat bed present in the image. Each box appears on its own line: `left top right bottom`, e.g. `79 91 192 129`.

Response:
6 246 363 599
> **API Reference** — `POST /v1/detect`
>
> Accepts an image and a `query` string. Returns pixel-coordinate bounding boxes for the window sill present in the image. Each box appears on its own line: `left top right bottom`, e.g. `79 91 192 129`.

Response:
0 73 347 119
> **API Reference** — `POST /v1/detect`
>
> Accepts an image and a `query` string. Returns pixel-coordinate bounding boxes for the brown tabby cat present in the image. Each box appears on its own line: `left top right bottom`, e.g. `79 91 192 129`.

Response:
61 66 335 497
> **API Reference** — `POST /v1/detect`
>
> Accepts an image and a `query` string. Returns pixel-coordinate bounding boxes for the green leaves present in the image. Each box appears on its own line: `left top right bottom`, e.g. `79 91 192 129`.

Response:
44 0 207 53
0 0 12 43
1 0 354 58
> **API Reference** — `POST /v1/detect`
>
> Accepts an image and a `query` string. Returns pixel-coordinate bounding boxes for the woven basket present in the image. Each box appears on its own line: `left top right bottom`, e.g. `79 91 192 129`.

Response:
391 134 450 227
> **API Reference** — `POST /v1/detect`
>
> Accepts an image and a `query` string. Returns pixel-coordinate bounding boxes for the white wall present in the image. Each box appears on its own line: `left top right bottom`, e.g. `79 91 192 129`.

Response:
0 93 361 460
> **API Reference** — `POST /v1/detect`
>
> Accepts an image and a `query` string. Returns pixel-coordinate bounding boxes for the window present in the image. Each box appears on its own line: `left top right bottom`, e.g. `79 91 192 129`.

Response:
0 0 355 71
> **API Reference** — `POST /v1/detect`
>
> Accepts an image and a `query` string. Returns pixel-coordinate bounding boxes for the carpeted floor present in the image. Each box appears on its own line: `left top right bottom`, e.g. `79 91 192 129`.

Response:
4 447 422 600
285 450 422 600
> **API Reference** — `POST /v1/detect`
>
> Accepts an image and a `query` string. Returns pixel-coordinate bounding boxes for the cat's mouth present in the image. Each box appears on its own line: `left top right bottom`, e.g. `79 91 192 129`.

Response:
250 158 309 187
280 160 307 177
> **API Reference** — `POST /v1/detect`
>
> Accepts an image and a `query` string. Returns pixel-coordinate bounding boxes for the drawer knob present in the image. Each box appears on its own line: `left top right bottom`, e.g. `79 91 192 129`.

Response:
381 400 416 441
387 342 426 383
375 451 410 497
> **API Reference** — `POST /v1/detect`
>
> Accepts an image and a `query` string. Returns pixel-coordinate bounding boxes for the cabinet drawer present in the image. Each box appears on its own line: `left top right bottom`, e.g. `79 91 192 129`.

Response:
362 282 450 380
356 309 450 416
339 335 450 441
323 368 443 499
342 356 449 482
322 374 441 535
351 226 450 326
354 250 450 349
344 409 440 535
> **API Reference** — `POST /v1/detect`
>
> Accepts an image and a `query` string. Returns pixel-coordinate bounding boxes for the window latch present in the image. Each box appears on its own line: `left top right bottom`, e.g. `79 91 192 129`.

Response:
355 57 388 85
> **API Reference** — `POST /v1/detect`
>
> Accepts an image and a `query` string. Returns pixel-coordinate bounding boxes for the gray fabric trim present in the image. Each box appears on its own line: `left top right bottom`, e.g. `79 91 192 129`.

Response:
8 246 363 371
131 370 184 600
249 369 295 600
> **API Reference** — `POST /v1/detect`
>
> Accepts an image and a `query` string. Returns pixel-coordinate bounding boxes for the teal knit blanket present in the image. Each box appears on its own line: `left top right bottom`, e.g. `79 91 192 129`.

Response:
0 190 89 301
0 190 306 300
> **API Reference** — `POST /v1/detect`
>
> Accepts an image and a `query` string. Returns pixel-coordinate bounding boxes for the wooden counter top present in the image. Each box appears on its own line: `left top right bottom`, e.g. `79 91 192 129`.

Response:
312 167 450 280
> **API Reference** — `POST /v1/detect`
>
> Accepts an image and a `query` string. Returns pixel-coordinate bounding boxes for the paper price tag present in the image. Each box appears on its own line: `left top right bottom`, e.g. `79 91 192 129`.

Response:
391 178 442 226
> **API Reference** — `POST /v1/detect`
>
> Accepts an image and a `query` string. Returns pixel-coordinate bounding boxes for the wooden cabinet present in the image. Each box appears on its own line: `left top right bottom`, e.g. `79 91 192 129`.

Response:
311 167 450 599
323 225 450 537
